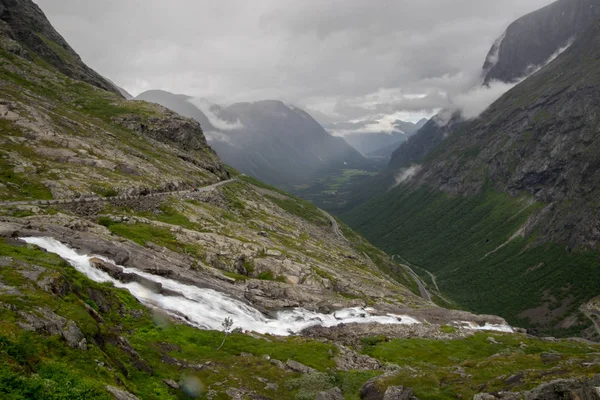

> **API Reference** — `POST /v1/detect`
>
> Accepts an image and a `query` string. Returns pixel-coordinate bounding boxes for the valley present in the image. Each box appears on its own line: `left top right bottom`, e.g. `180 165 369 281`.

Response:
2 0 600 399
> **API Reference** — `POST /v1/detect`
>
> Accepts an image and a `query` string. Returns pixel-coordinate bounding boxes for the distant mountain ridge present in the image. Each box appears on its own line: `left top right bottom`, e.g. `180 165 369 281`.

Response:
335 118 428 157
135 91 369 188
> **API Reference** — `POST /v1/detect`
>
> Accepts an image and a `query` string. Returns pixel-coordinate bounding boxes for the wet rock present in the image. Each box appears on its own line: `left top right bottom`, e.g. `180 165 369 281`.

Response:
90 258 162 293
286 359 316 374
316 387 344 400
105 385 141 400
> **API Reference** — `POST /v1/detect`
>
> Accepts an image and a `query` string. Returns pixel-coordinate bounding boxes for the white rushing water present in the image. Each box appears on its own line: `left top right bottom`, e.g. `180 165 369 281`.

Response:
458 321 514 333
21 237 420 336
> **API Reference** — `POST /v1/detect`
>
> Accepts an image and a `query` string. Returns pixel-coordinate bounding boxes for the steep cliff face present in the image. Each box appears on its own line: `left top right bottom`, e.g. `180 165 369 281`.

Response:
345 23 600 336
483 0 600 84
419 22 600 248
0 0 121 95
388 0 600 175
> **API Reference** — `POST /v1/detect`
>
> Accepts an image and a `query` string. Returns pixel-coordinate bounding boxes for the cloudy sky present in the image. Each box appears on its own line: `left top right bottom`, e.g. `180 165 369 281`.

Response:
36 0 554 128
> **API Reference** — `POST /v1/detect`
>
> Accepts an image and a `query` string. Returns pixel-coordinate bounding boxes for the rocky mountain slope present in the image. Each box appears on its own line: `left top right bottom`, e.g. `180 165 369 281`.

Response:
2 1 600 399
345 21 600 338
482 0 600 84
0 0 120 95
135 90 370 190
388 0 600 179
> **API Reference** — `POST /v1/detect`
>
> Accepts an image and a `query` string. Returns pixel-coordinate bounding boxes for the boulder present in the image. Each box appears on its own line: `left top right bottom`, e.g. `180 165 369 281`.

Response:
105 385 141 400
286 359 316 374
335 345 382 371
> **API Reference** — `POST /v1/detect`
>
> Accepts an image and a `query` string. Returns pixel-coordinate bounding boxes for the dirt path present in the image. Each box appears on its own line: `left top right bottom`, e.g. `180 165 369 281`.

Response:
0 179 237 208
320 210 348 242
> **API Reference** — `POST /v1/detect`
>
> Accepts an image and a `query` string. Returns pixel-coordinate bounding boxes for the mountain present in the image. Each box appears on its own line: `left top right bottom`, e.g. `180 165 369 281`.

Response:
345 21 600 338
135 91 370 188
3 1 600 399
136 90 215 128
483 0 600 84
0 0 120 95
387 0 600 183
330 118 427 156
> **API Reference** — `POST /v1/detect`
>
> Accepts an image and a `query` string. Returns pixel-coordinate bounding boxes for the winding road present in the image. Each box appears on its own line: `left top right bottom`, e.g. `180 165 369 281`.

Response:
0 179 237 208
320 209 348 242
392 254 432 302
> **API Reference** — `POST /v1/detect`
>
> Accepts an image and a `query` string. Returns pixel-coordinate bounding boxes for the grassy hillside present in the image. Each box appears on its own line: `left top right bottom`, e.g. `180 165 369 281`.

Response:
2 239 600 400
344 183 600 336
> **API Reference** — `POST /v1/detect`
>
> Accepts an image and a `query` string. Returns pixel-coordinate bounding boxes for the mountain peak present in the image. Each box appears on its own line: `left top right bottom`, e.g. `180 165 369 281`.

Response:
0 0 121 95
482 0 600 84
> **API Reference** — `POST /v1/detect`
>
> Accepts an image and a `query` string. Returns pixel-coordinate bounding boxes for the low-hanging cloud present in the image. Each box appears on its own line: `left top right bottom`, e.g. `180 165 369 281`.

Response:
448 37 574 120
392 165 422 188
36 0 555 127
189 98 245 131
452 80 519 119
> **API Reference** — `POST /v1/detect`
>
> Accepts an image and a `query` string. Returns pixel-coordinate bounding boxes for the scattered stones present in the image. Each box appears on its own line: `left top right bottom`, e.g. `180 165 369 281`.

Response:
335 345 382 371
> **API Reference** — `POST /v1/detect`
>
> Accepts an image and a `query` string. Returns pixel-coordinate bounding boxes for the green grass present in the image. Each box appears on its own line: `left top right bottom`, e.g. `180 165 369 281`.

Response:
2 238 600 400
364 332 600 399
344 184 600 335
265 195 330 227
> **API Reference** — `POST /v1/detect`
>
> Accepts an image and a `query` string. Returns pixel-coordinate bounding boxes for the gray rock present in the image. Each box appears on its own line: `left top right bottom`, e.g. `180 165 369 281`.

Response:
105 385 141 400
316 387 344 400
360 377 384 400
383 386 418 400
62 320 87 350
540 353 562 364
335 345 381 371
270 359 287 370
163 379 180 389
18 308 87 350
285 359 316 374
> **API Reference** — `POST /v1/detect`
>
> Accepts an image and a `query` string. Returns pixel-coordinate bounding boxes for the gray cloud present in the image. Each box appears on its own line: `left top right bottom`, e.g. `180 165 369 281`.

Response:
36 0 555 125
